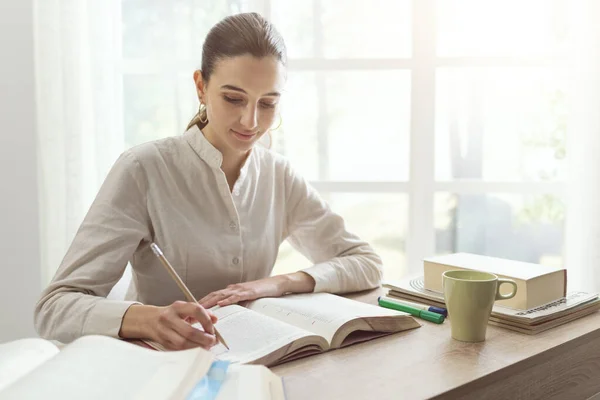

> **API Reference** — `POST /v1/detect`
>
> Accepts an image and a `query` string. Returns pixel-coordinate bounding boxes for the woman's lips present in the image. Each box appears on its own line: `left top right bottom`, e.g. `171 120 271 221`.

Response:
231 129 257 141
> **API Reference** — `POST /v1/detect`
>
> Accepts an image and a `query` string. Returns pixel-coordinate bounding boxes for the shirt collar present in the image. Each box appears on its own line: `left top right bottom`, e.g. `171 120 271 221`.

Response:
184 124 255 175
184 124 223 169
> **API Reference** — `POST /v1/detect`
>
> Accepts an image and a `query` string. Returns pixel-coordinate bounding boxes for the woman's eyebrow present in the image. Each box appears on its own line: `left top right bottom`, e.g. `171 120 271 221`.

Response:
221 84 281 97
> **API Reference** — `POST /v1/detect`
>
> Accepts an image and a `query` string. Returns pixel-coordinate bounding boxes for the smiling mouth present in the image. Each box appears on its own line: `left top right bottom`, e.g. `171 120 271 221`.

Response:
231 129 257 141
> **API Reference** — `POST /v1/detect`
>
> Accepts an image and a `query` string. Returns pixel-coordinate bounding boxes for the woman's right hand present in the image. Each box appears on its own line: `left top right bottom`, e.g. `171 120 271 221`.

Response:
120 301 218 351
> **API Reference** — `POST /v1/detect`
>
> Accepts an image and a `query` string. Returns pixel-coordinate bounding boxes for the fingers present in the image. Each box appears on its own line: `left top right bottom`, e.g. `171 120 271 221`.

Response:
187 312 218 324
200 290 232 309
208 311 218 324
161 328 214 351
217 293 243 307
199 289 223 305
202 290 241 308
154 302 218 351
219 284 259 306
214 289 257 307
170 317 217 349
200 284 258 308
172 301 215 335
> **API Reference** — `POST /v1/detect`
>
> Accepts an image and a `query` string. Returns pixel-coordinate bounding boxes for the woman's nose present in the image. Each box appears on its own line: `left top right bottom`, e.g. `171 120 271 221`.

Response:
240 104 258 130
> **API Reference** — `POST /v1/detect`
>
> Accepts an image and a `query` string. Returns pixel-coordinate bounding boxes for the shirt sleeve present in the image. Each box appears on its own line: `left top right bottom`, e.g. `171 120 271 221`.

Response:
34 150 150 343
283 163 384 294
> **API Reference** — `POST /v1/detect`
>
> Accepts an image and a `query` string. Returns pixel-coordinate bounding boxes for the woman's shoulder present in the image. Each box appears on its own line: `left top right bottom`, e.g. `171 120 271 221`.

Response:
254 145 292 172
123 134 190 167
254 146 311 188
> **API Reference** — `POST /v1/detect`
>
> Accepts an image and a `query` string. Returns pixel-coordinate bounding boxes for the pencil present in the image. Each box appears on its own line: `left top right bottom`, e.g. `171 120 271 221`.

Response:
150 242 230 350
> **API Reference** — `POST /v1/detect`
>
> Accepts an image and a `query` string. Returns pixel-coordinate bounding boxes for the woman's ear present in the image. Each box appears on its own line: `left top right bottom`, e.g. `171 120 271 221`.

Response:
193 70 205 101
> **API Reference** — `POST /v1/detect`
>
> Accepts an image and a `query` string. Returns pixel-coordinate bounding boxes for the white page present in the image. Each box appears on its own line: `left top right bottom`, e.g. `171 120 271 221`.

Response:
215 365 285 400
247 293 405 344
214 365 274 400
209 305 318 365
0 338 59 391
0 335 213 400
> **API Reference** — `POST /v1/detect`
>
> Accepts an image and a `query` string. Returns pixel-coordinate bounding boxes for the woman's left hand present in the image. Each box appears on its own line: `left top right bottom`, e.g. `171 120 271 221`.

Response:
199 272 316 309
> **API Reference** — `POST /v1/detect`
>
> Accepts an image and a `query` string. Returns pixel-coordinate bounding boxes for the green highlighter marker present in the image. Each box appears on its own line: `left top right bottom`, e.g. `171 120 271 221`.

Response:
378 296 445 324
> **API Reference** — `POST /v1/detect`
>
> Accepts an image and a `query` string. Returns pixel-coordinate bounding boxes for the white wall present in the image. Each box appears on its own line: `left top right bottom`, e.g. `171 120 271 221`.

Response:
0 0 41 342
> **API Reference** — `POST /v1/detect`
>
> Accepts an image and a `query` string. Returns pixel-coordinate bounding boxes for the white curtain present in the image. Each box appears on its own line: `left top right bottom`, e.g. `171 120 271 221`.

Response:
35 0 124 285
565 0 600 292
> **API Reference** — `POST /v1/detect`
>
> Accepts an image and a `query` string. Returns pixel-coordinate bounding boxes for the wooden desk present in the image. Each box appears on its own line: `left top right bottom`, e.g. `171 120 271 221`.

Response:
272 288 600 400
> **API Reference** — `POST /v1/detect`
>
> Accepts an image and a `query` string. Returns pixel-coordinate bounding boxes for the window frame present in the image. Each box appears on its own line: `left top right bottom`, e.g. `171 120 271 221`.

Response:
119 0 567 277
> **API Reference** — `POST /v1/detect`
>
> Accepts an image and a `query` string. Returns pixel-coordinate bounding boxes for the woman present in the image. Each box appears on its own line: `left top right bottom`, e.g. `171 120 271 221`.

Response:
34 12 383 351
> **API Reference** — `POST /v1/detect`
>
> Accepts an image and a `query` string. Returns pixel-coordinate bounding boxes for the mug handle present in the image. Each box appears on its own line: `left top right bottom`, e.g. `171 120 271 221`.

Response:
495 279 518 300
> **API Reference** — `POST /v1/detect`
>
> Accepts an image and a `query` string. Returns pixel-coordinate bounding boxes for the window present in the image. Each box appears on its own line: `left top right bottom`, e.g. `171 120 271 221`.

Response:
120 0 569 279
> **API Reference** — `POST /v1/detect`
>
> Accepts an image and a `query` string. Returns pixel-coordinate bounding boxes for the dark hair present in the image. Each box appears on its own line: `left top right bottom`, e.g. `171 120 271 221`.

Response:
187 12 287 130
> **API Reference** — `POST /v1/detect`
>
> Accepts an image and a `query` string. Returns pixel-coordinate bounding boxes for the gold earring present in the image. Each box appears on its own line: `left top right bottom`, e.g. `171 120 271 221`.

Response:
199 103 208 124
271 114 282 131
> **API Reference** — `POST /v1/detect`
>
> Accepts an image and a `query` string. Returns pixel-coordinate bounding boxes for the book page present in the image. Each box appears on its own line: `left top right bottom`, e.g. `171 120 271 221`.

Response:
246 293 406 345
215 365 285 400
209 305 325 365
0 338 59 392
0 335 213 400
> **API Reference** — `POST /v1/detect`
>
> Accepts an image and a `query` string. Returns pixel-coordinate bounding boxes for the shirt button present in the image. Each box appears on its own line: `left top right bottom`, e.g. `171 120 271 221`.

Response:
234 190 240 196
229 221 237 230
232 257 239 265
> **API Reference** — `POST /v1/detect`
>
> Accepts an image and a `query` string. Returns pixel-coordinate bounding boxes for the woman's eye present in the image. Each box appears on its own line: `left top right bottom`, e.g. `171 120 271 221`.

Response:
260 102 277 109
223 95 276 109
224 96 243 104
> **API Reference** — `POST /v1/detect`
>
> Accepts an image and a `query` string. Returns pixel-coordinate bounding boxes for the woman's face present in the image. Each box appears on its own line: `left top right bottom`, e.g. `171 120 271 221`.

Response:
194 55 285 156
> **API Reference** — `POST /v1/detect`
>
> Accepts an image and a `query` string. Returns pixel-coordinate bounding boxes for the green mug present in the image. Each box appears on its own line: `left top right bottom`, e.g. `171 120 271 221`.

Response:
442 270 518 342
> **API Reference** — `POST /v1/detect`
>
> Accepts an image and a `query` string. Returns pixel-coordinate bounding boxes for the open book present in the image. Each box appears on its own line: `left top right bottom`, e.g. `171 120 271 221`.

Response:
0 335 284 400
145 292 421 366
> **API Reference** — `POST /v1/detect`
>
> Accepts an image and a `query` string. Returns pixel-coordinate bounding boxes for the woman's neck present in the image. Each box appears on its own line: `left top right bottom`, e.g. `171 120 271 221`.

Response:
199 124 249 190
221 151 250 191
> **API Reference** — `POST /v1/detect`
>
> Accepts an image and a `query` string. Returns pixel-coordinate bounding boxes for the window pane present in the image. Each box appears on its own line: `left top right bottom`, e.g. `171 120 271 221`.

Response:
270 0 313 59
177 73 200 132
271 0 411 58
123 74 177 148
275 71 411 181
435 192 565 267
273 193 408 280
122 0 245 60
436 0 570 57
272 72 319 178
435 67 568 181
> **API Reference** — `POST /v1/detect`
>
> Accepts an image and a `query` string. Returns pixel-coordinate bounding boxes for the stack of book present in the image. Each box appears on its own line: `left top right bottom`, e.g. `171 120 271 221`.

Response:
384 253 600 335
